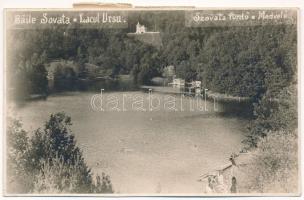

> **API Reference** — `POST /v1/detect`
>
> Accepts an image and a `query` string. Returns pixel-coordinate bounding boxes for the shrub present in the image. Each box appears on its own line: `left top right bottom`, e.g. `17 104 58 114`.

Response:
239 84 298 193
6 118 33 193
32 156 113 194
245 84 297 147
95 173 113 193
241 131 298 193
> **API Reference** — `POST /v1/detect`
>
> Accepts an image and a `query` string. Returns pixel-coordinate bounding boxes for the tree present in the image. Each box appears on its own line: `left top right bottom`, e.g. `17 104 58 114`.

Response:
7 113 114 194
29 63 48 94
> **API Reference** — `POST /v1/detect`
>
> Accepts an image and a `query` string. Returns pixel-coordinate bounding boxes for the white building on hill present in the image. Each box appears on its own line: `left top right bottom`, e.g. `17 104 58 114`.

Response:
136 22 146 34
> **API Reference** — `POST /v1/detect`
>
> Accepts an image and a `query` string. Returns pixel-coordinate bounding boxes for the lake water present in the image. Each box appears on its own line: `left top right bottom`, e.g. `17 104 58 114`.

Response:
14 91 248 194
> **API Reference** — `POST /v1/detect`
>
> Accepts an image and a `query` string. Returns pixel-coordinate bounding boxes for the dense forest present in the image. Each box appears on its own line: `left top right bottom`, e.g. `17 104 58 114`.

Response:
8 11 296 98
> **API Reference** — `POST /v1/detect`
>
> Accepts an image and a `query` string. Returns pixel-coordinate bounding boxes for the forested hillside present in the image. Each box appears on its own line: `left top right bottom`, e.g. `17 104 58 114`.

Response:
8 11 296 98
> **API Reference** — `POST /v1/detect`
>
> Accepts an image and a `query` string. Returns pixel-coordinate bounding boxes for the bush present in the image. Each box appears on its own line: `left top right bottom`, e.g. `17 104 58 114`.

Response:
245 84 297 147
7 112 113 194
7 118 33 193
33 157 113 194
239 83 298 193
241 131 298 193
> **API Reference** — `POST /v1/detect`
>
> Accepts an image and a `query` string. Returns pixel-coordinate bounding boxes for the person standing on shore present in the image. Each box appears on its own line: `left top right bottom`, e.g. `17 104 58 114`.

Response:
205 177 214 193
230 176 237 193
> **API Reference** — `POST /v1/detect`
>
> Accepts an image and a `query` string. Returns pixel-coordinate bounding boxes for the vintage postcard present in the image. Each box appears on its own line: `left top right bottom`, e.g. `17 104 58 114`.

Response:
4 7 299 196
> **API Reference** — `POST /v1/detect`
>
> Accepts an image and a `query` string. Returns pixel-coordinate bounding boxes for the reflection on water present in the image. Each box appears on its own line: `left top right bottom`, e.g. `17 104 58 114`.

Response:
13 91 249 194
